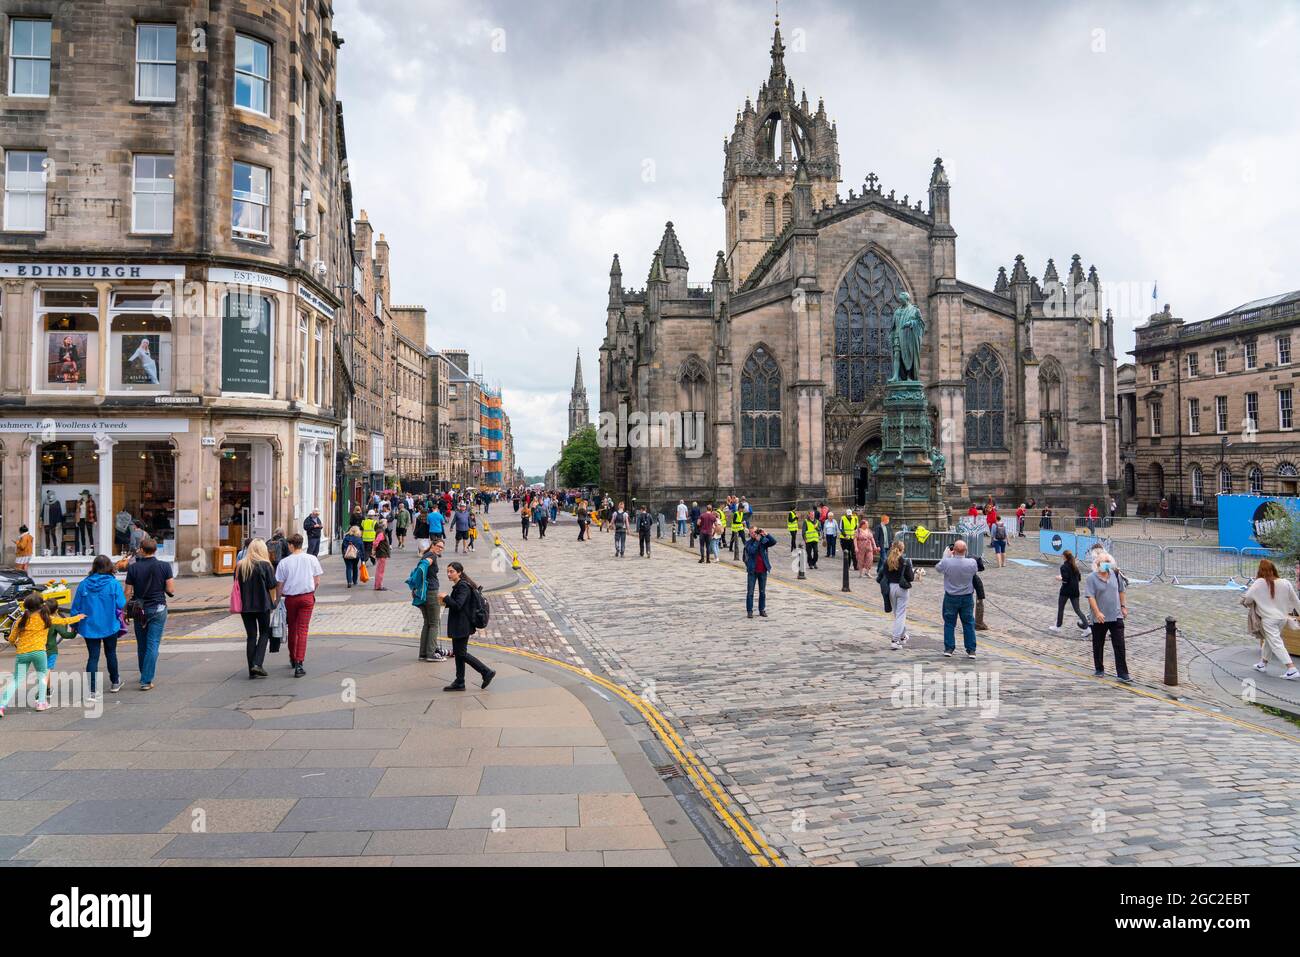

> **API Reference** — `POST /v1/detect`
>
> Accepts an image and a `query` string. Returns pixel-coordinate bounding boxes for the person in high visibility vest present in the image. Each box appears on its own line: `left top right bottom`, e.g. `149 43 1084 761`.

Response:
786 508 800 551
803 511 821 569
361 511 378 562
839 510 859 569
728 505 745 548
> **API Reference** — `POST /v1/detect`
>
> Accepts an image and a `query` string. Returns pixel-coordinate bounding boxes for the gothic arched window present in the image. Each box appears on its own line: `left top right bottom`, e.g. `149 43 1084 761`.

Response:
964 345 1006 451
781 194 793 230
740 346 781 449
763 195 776 238
1039 359 1065 450
679 357 708 454
833 249 906 403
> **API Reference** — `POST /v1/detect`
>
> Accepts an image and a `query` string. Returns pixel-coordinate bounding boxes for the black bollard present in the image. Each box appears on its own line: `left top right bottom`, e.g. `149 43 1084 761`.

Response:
1164 617 1178 687
842 547 851 592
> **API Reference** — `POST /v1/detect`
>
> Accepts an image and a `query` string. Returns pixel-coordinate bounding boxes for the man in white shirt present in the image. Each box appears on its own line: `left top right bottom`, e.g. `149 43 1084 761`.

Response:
274 533 323 677
676 500 688 537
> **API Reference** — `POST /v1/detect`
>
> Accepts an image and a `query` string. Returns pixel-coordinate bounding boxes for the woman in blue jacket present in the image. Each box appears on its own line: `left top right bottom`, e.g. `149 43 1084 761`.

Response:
69 554 127 696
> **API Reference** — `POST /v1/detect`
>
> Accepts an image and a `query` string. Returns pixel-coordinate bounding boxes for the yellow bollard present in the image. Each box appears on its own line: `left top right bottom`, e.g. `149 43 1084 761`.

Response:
511 552 521 570
493 536 502 547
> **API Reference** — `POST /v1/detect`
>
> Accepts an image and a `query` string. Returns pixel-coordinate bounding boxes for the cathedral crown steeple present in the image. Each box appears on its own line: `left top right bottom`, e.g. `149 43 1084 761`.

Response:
568 350 590 438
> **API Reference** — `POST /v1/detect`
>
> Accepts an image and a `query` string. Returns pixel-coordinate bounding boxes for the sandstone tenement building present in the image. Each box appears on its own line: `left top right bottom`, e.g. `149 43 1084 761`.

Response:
599 18 1121 514
1129 294 1300 514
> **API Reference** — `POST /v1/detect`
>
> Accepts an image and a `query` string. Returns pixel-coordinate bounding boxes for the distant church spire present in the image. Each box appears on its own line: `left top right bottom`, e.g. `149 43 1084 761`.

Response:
568 350 590 437
770 1 786 84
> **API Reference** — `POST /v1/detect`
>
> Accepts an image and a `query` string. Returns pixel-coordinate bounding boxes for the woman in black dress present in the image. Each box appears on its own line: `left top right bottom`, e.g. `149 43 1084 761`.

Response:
439 562 495 692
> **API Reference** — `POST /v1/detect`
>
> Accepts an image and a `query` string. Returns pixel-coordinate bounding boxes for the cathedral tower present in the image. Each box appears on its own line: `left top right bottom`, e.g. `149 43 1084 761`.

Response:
722 11 841 286
568 350 591 437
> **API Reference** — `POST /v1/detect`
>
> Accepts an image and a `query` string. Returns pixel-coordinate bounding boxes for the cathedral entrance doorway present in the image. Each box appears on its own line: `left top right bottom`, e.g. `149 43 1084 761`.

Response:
853 437 882 507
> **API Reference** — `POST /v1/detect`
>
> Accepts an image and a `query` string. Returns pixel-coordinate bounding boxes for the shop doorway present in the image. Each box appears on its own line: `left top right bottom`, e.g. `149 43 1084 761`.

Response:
219 441 272 547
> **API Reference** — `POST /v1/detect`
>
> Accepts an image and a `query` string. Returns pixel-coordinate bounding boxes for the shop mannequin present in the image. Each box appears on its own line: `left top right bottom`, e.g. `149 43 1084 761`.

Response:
77 491 97 556
40 490 64 553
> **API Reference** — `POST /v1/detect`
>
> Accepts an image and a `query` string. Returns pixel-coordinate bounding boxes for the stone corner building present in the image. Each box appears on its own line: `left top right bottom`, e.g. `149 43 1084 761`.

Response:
599 19 1120 514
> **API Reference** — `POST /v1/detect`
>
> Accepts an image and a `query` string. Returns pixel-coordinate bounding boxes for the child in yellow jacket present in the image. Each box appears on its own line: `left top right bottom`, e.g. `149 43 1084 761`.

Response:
0 593 84 716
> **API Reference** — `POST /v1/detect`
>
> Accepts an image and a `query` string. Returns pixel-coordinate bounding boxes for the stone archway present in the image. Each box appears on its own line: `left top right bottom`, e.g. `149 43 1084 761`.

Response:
844 418 883 507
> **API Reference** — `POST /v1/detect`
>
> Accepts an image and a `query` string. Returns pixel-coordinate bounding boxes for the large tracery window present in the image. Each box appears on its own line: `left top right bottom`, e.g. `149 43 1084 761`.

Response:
740 346 781 449
965 345 1006 451
834 250 905 404
679 358 708 455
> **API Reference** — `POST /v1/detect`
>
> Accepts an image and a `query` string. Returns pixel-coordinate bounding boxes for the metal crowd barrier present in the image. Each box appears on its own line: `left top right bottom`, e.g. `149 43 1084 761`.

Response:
1102 539 1164 584
1161 545 1242 584
1035 537 1297 584
899 529 986 565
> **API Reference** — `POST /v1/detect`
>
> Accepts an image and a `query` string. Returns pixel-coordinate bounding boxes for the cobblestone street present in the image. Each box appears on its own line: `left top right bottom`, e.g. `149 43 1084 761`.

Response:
493 515 1300 866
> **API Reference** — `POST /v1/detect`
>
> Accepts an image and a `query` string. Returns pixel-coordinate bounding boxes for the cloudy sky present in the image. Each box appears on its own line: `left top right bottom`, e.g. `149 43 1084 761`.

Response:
333 0 1300 475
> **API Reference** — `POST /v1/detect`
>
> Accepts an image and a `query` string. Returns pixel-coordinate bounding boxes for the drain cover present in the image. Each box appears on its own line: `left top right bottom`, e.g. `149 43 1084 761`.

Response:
655 763 685 780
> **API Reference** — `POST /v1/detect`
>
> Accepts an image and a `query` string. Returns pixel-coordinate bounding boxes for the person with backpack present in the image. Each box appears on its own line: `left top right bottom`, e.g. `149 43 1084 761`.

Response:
1083 550 1131 683
408 540 447 662
743 526 776 619
440 562 495 691
882 540 916 649
636 505 654 557
611 502 629 557
69 554 126 698
991 517 1009 567
265 529 288 568
342 525 364 588
1050 549 1089 633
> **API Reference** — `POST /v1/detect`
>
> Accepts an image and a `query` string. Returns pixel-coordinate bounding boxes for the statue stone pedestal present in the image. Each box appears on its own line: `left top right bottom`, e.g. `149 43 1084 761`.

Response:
868 380 948 529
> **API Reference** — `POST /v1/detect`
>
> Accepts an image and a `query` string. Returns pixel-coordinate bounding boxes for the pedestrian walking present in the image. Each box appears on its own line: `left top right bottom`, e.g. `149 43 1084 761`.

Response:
413 511 431 553
1086 502 1099 536
13 524 32 574
937 540 980 658
520 503 532 539
838 509 859 570
698 506 717 563
407 539 447 662
342 525 364 587
1050 549 1090 633
882 540 915 649
853 518 876 577
1243 559 1300 679
68 554 125 698
361 511 379 561
234 538 277 678
275 534 323 677
676 500 688 538
727 504 745 550
124 537 174 691
636 505 653 557
440 562 495 691
612 502 629 557
428 504 446 544
535 501 548 539
991 516 1008 567
0 594 83 716
743 526 776 619
372 522 391 591
823 511 838 560
1083 550 1131 682
39 598 74 699
576 502 589 541
303 509 323 556
453 505 471 553
873 514 893 578
786 506 800 552
395 504 411 549
803 510 821 569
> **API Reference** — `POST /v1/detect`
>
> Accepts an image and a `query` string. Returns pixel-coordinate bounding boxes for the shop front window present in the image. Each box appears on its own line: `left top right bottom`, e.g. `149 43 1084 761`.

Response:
37 290 99 391
220 444 252 547
112 442 176 557
110 291 172 391
38 441 99 557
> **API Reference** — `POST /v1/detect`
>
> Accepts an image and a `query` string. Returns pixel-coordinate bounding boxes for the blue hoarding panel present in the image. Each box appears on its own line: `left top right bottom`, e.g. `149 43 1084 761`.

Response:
1217 494 1300 550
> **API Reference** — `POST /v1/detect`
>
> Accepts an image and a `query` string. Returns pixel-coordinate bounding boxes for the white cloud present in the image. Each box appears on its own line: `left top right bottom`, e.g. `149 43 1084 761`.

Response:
334 0 1300 472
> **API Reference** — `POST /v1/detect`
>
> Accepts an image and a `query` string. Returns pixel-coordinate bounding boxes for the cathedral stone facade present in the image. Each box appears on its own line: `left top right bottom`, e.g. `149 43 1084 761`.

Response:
599 21 1121 515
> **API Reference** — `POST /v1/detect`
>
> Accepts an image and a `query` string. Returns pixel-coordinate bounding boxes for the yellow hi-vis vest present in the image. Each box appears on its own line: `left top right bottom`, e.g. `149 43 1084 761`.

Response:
840 514 859 539
361 518 377 542
804 518 821 543
787 510 799 532
730 509 745 531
